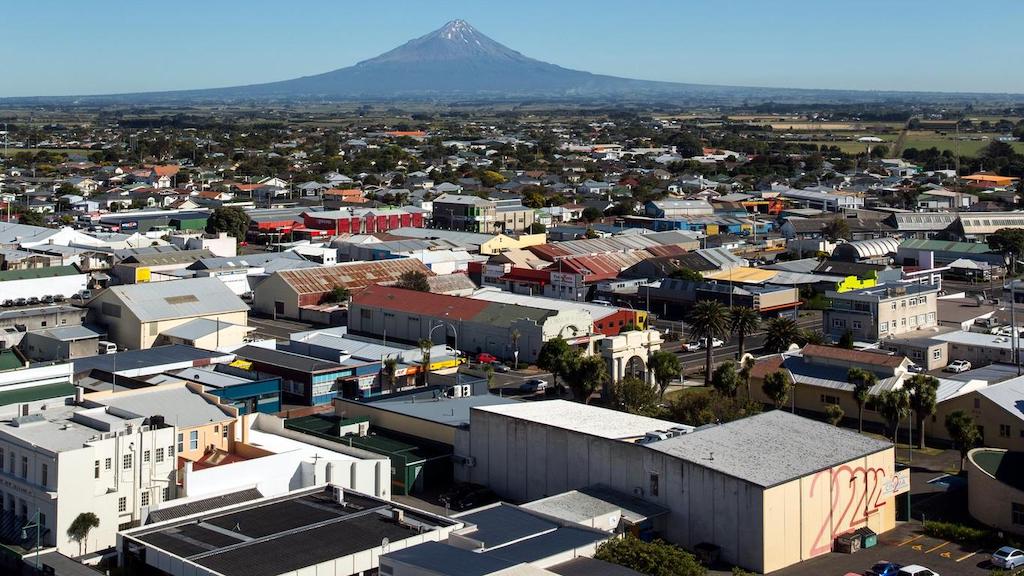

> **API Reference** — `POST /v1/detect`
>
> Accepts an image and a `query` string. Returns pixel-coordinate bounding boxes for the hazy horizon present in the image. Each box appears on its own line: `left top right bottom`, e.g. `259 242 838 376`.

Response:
4 0 1023 98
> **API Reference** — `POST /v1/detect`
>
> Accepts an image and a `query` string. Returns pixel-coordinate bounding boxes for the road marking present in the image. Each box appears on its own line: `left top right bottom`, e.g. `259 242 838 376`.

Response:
940 551 952 559
897 534 923 547
912 544 923 551
925 541 949 554
955 550 979 562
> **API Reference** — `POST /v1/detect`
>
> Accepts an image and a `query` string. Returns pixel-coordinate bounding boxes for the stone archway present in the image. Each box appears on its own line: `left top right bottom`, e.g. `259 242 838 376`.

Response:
624 355 646 381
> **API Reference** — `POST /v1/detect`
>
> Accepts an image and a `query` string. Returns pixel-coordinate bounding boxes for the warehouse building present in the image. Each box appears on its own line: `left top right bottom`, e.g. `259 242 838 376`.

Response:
466 401 899 573
119 486 461 576
252 257 433 320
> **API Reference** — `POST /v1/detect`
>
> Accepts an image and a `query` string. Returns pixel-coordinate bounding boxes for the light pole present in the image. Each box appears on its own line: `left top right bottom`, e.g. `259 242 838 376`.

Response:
22 509 41 571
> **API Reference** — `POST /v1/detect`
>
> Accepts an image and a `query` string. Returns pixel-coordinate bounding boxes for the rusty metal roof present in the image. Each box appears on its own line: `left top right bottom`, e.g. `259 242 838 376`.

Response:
277 258 433 294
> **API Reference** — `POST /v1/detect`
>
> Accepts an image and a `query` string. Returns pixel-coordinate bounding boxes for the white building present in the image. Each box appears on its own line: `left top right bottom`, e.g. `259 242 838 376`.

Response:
0 403 177 556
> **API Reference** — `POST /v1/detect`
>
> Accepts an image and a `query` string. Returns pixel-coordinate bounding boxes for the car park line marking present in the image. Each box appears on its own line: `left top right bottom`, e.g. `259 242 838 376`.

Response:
898 534 924 547
939 551 952 558
955 550 978 562
925 541 949 554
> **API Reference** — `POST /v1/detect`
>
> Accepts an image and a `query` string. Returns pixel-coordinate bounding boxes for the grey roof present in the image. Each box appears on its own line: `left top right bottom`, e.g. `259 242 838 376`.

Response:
550 557 645 576
72 345 231 377
646 410 893 487
147 488 264 524
99 277 247 322
360 393 520 427
235 345 347 373
27 324 104 342
456 503 557 547
158 317 248 341
0 221 60 244
383 542 517 576
521 485 668 525
782 354 899 395
486 526 607 565
95 386 233 428
978 376 1024 422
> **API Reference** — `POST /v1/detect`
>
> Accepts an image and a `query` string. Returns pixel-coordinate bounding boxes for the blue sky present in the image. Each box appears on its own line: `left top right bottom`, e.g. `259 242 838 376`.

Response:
4 0 1023 97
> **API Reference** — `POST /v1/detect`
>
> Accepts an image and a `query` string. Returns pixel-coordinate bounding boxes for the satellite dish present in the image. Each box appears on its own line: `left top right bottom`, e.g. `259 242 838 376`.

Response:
381 537 390 552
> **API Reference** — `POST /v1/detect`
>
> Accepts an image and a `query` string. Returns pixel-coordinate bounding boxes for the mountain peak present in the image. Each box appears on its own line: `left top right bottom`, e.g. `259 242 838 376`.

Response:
358 19 530 66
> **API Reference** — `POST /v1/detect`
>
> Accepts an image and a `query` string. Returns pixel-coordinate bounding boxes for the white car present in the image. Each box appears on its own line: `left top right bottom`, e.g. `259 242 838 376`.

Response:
682 341 704 352
992 546 1024 569
897 566 938 576
710 338 725 348
944 360 972 373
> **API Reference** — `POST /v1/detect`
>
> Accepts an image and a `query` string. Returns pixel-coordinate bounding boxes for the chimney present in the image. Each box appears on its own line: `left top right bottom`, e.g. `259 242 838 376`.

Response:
74 386 84 404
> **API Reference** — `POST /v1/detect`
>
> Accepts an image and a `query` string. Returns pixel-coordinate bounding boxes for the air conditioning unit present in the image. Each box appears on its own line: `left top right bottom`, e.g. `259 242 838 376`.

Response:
332 485 345 504
460 384 471 398
450 386 463 398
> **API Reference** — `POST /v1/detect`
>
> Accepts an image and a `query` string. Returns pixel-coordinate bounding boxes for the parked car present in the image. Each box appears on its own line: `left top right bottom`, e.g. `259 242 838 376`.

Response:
14 298 27 306
1 300 12 307
907 364 925 374
944 360 972 373
27 296 39 305
491 362 511 373
439 483 499 512
896 565 938 576
519 378 548 394
865 561 901 576
710 338 725 348
476 352 497 364
992 546 1024 569
682 341 704 352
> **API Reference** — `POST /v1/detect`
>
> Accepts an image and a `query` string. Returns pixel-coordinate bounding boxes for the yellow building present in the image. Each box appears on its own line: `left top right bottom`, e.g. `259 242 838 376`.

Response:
89 277 249 349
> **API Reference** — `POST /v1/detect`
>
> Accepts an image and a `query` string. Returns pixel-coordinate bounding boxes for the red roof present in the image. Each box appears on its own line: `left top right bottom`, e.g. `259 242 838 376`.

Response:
352 284 490 320
802 344 906 368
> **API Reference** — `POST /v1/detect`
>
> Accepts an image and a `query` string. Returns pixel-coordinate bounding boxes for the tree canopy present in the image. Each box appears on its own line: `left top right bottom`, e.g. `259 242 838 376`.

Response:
595 536 706 576
67 511 100 555
609 376 660 416
205 206 250 241
396 270 430 292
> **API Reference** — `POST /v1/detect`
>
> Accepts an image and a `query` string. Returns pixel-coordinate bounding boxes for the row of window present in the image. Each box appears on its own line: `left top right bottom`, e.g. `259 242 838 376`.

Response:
94 446 172 479
0 492 45 528
0 446 49 487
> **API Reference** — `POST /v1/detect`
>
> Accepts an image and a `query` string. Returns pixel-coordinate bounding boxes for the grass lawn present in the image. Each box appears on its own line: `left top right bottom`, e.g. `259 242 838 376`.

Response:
662 385 711 403
903 131 1024 155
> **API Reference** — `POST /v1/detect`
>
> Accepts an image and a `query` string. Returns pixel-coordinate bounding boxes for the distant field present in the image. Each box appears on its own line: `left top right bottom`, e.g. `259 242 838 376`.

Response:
802 140 887 154
0 147 92 157
902 131 1024 155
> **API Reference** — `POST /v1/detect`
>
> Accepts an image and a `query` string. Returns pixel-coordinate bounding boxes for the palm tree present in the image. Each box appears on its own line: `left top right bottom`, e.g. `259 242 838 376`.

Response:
418 339 432 387
382 357 398 394
739 355 756 399
689 301 729 387
945 410 981 472
906 374 939 449
762 317 802 353
873 388 910 442
730 307 761 360
510 329 521 369
848 367 877 433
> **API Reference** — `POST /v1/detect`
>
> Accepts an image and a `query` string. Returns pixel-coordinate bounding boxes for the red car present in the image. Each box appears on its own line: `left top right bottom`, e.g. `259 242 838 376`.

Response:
476 353 497 364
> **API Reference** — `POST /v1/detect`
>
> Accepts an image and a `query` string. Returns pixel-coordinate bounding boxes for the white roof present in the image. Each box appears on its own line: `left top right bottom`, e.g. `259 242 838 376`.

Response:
473 400 686 441
469 288 611 321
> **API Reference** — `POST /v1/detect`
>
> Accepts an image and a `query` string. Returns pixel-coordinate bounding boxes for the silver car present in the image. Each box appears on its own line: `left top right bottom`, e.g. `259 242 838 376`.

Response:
992 546 1024 570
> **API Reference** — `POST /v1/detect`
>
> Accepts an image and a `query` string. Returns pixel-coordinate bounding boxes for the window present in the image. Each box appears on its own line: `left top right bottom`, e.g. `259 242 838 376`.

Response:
649 472 659 497
123 454 132 469
168 445 174 456
118 497 127 513
189 430 199 451
105 458 111 470
141 492 150 507
20 456 27 479
975 398 982 409
177 434 184 453
1001 424 1012 438
852 320 862 330
821 394 840 405
94 460 100 479
40 463 47 487
155 448 165 463
832 318 846 328
222 427 229 440
143 450 150 463
880 321 889 333
163 487 171 502
0 447 4 468
933 349 942 360
1013 502 1024 526
8 451 13 474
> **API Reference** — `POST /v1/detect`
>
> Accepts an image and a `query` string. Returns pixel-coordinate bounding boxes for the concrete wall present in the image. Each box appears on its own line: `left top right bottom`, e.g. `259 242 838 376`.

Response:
335 399 455 445
967 448 1024 534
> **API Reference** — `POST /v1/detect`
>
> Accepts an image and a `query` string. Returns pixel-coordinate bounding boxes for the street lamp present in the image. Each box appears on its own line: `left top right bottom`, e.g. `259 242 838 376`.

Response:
21 509 41 571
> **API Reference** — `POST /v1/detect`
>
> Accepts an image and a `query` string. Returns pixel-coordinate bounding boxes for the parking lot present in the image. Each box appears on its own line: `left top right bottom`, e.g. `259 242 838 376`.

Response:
773 522 1015 576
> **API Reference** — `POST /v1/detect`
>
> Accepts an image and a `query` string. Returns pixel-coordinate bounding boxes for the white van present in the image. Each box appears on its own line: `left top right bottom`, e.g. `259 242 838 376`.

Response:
98 341 117 354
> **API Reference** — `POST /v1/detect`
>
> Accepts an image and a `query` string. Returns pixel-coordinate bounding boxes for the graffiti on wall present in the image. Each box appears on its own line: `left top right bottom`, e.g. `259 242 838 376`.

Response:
806 464 890 557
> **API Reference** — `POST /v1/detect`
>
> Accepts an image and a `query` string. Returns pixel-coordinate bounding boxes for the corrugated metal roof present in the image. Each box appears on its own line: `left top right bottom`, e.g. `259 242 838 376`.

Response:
102 277 247 322
277 258 433 294
352 284 490 321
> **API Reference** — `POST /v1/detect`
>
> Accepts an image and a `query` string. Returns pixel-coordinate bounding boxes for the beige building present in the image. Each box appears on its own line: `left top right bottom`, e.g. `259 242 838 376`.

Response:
967 448 1024 535
89 277 249 349
824 283 938 341
467 402 898 573
432 194 536 234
